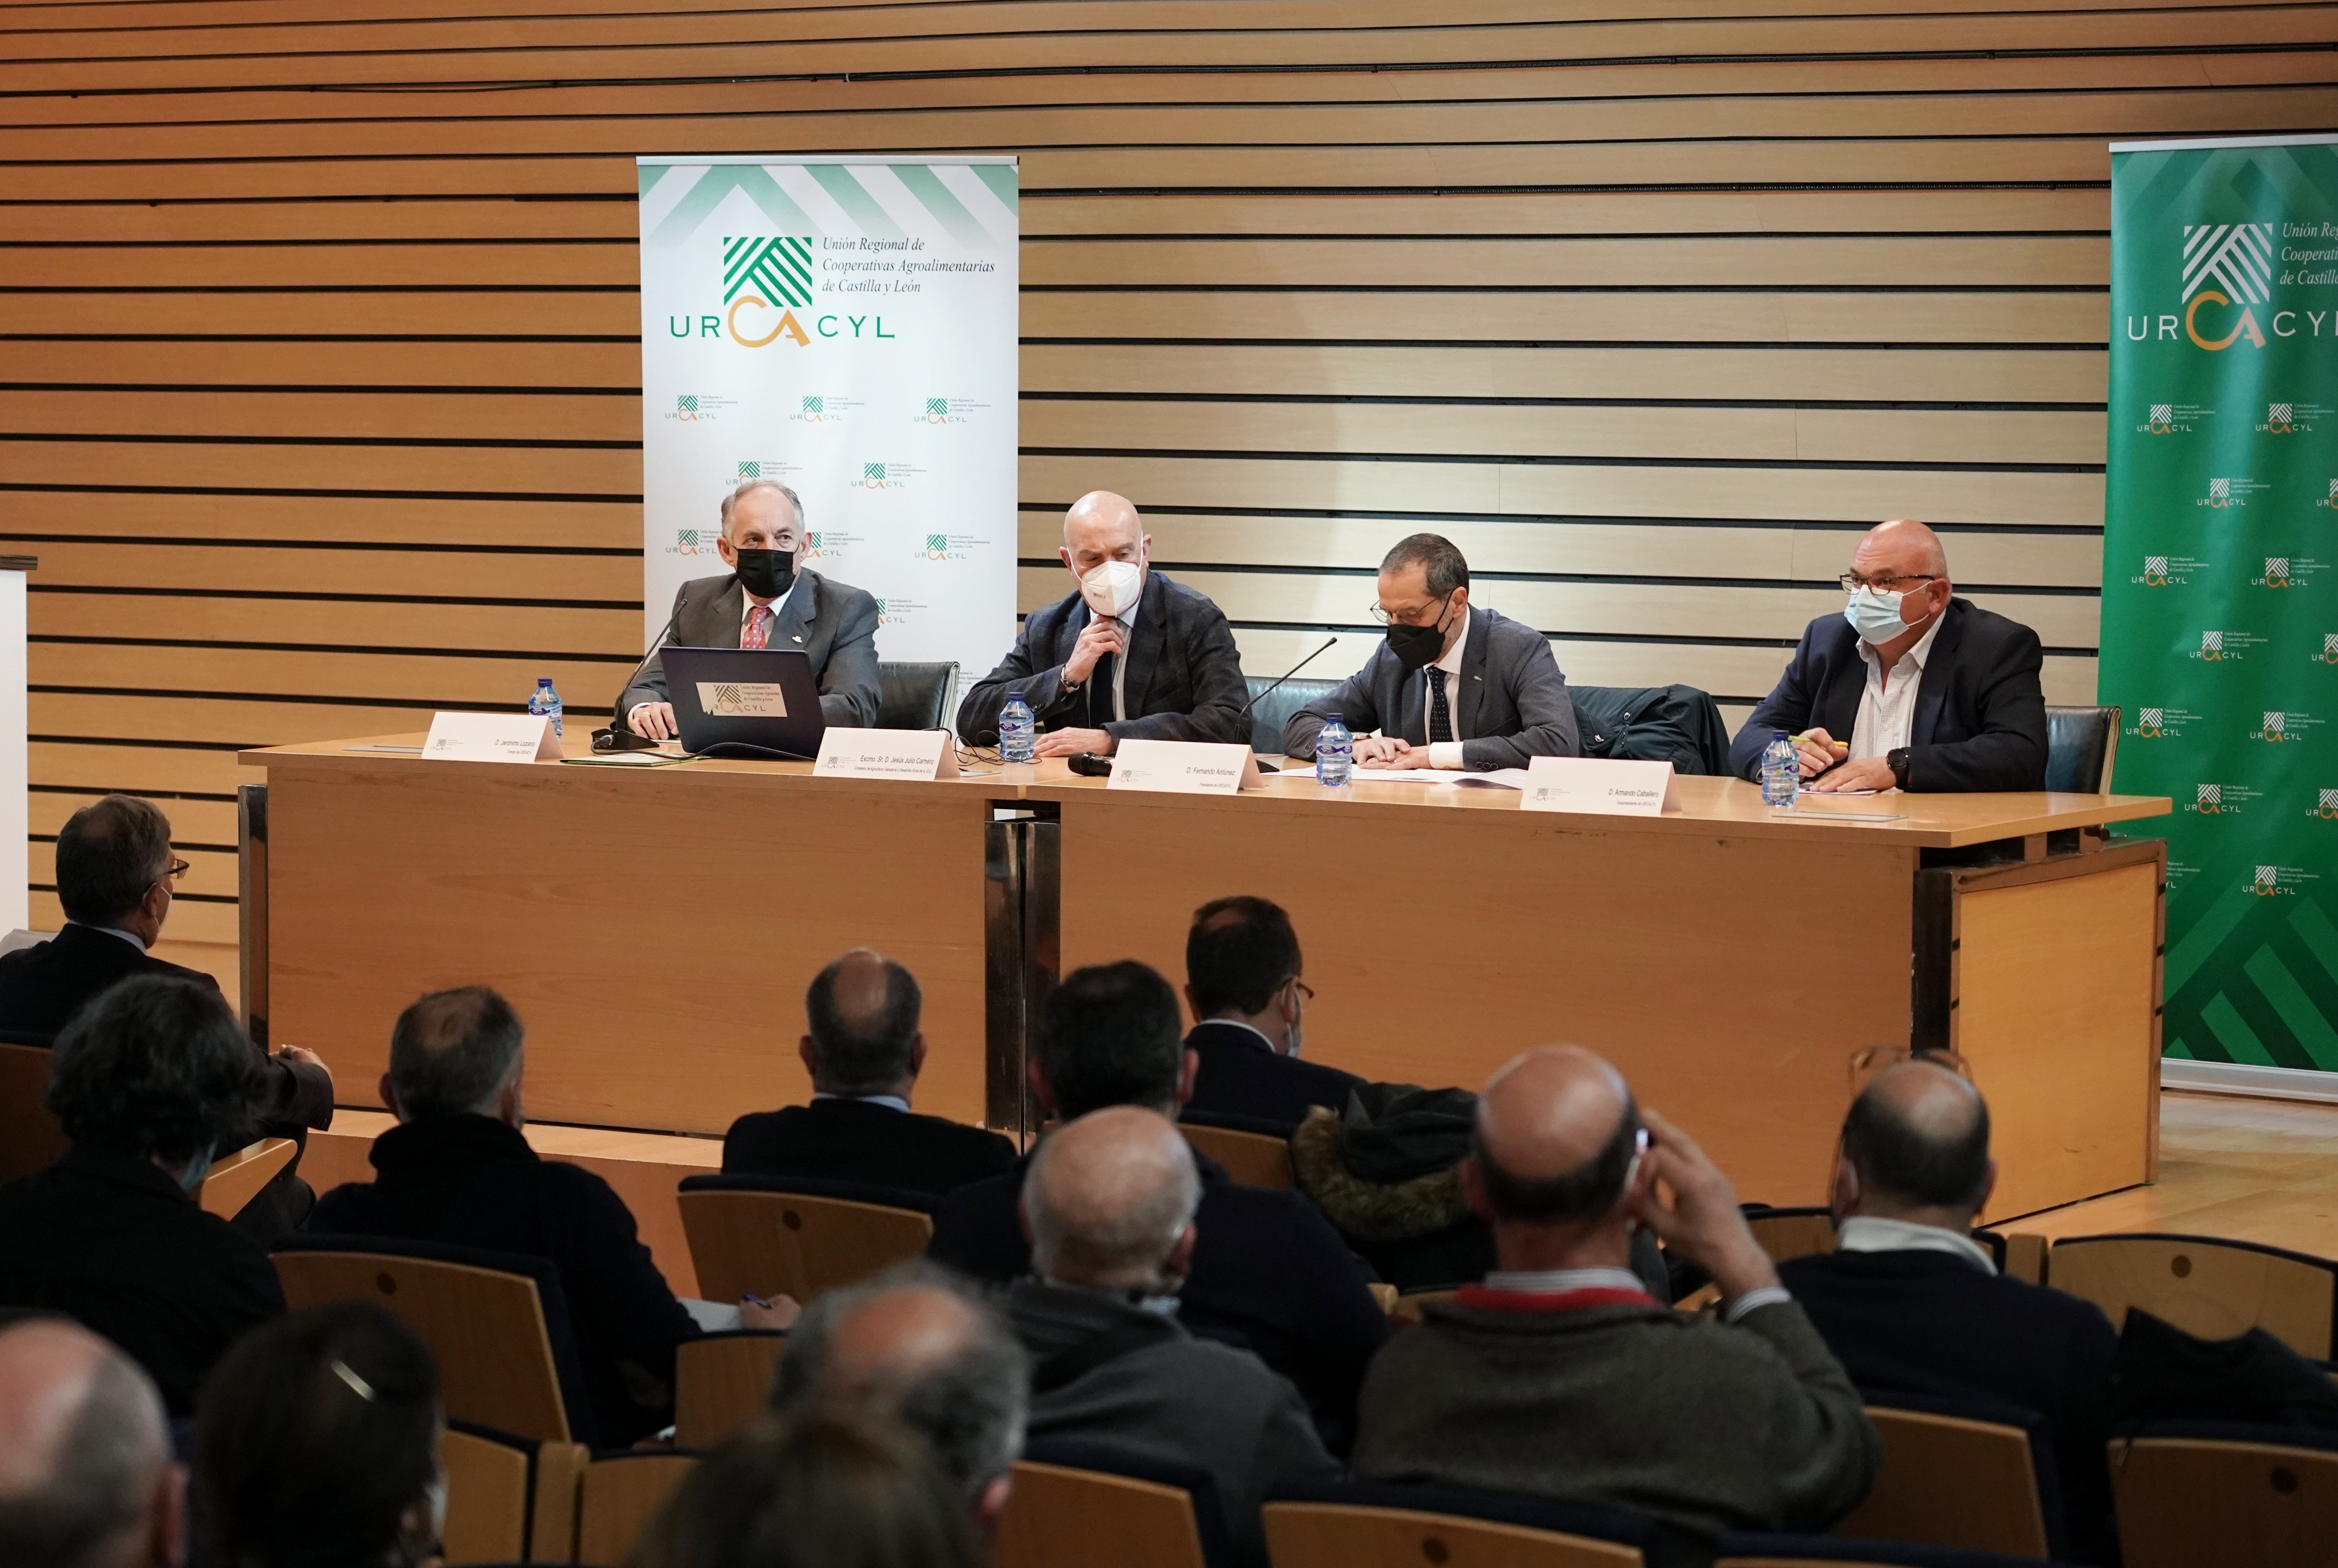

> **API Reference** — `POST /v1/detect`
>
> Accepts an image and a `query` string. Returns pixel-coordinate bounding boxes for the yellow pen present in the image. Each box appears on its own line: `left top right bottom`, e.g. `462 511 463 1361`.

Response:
1789 733 1851 750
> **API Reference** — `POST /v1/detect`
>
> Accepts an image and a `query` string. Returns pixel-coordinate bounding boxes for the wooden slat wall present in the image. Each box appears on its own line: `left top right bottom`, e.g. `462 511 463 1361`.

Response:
3 0 2333 945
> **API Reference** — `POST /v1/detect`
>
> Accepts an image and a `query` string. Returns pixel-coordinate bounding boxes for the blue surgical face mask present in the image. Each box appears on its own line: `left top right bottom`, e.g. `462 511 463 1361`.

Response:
1845 586 1915 644
176 1141 217 1195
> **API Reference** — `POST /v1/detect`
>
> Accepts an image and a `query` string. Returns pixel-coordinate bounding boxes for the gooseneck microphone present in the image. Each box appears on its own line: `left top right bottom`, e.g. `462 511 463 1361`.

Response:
1238 636 1341 718
1063 635 1342 777
592 574 735 752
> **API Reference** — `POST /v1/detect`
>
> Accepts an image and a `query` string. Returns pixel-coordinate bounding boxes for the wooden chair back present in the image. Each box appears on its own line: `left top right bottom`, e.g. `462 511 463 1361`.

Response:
2048 1234 2337 1358
1263 1500 1645 1566
273 1250 573 1443
993 1459 1210 1568
197 1137 295 1220
1177 1122 1293 1189
437 1424 588 1566
1744 1207 1836 1266
1832 1405 2051 1559
2112 1428 2338 1568
674 1330 787 1449
0 1041 66 1184
576 1452 698 1567
1390 1290 1457 1323
677 1188 933 1304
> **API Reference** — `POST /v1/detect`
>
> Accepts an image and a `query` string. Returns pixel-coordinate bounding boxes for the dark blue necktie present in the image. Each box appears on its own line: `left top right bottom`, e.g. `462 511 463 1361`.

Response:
1426 668 1453 744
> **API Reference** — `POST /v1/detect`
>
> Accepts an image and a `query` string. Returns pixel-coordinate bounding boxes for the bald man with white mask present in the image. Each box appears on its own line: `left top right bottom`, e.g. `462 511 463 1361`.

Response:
955 491 1250 757
1728 518 2050 792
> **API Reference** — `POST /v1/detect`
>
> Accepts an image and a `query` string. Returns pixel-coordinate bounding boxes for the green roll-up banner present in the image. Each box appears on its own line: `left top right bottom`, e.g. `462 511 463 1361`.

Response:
2100 133 2338 1073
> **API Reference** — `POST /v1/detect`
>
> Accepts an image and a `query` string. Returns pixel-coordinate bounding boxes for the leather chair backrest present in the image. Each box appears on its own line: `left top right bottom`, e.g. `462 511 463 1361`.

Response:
1246 676 1340 756
2044 705 2120 793
877 662 958 730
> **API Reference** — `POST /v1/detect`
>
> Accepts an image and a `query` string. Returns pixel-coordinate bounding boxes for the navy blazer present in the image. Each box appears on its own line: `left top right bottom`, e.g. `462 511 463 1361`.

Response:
926 1145 1389 1443
1184 1022 1365 1133
310 1114 700 1445
1780 1247 2117 1561
617 568 882 730
1281 607 1580 771
1727 597 2049 792
721 1097 1017 1198
956 570 1250 747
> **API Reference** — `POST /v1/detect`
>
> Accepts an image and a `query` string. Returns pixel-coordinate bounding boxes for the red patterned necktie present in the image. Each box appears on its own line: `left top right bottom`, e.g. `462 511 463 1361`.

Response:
743 605 772 651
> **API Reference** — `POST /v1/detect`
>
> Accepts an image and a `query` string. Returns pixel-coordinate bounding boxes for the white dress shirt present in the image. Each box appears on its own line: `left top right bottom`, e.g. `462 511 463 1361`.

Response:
1849 611 1945 763
1836 1215 1997 1274
1423 606 1472 770
71 921 147 953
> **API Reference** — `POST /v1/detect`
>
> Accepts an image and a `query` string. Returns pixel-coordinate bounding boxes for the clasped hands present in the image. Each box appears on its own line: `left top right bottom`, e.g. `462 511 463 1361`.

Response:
1790 728 1896 793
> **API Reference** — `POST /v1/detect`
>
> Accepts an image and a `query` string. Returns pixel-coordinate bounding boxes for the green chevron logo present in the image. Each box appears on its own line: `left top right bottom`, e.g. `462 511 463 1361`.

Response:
723 236 812 307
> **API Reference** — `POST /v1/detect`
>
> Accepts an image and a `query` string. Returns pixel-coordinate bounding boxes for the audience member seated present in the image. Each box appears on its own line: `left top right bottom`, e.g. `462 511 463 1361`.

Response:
0 1314 183 1568
634 1409 988 1568
310 986 788 1445
1353 1047 1878 1547
1779 1055 2118 1561
723 949 1016 1197
927 961 1387 1445
0 977 283 1414
771 1260 1029 1534
1181 896 1363 1130
1011 1105 1338 1564
0 796 333 1239
194 1302 443 1568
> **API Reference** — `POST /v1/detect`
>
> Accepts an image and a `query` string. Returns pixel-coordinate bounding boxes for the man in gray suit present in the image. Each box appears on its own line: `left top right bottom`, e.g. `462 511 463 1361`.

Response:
617 478 883 737
1283 533 1580 771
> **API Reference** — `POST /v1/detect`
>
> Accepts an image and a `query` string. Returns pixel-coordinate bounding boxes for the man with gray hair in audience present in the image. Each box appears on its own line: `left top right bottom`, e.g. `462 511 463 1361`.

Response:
770 1260 1030 1534
1009 1105 1337 1564
311 985 792 1445
0 1314 185 1568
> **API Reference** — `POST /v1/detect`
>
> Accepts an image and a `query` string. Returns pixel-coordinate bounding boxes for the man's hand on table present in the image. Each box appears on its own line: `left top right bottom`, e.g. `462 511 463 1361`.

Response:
1034 728 1115 758
1805 756 1897 793
627 701 679 742
1350 735 1416 767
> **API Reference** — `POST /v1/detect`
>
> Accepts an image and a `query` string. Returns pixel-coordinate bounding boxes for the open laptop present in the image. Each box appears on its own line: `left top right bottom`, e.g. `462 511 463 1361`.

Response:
663 647 828 760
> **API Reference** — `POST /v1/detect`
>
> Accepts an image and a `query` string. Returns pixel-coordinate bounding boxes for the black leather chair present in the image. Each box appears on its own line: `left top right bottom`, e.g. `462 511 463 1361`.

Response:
876 661 957 730
2044 704 2119 792
1245 675 1339 755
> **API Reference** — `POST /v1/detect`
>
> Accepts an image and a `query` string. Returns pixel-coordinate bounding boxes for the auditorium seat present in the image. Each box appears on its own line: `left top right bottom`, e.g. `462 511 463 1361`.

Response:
1741 1206 1837 1265
877 661 959 730
194 1137 295 1221
673 1329 787 1449
439 1421 587 1566
2042 706 2120 794
1264 1475 1664 1568
996 1436 1239 1568
2046 1232 2338 1359
1832 1391 2060 1560
0 1038 70 1183
576 1450 700 1567
2108 1419 2338 1568
272 1234 600 1447
1177 1110 1295 1189
676 1173 937 1304
1245 676 1338 756
1718 1535 2054 1566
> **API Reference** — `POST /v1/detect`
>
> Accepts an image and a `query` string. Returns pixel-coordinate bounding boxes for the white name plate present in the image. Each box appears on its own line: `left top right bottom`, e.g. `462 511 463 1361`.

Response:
1108 740 1262 795
1520 756 1679 816
421 712 562 764
815 728 960 781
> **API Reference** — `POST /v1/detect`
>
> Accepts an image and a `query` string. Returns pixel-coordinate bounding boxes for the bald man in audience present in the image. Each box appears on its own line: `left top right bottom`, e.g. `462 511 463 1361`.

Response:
722 950 1016 1197
1353 1048 1877 1547
1780 1057 2118 1562
1011 1106 1337 1564
0 1316 184 1568
770 1262 1029 1533
956 490 1249 756
1728 518 2049 792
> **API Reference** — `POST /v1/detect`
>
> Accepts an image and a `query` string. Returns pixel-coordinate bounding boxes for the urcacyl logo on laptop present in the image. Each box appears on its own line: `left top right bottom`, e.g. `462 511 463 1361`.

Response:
696 682 790 718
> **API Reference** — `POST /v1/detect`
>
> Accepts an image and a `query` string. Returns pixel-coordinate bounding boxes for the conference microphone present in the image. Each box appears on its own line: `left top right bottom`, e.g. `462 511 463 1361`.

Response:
1063 635 1342 777
592 576 730 752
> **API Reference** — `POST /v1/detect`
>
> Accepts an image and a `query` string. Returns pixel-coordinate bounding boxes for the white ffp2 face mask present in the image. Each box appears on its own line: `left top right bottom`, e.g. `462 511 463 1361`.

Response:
1079 559 1144 619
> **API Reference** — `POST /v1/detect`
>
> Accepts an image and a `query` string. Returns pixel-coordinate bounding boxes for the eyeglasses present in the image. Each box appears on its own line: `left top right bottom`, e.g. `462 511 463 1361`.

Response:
156 858 189 888
1839 573 1940 593
1369 591 1451 627
1290 979 1315 1004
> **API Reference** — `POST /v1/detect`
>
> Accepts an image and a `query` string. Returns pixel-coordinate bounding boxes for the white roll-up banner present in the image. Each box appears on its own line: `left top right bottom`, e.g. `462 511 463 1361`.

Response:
635 156 1019 678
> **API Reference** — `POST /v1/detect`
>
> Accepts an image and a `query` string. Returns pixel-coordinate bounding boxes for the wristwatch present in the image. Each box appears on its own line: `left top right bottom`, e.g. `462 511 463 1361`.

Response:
1886 747 1913 791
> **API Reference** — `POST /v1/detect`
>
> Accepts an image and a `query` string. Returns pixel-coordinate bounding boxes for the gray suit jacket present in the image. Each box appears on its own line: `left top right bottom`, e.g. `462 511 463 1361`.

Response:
1281 606 1580 770
615 569 882 731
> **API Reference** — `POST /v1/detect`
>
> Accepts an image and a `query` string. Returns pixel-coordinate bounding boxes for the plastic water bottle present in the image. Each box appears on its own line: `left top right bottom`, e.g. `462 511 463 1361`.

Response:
1000 690 1036 763
529 676 563 739
1760 730 1799 807
1315 712 1353 787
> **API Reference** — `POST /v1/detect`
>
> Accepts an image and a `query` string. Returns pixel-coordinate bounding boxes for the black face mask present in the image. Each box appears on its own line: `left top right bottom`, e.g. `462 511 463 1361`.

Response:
1385 607 1451 672
733 546 797 601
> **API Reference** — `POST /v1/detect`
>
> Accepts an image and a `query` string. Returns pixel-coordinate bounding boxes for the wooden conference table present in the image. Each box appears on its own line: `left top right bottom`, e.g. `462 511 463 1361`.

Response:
242 736 2170 1221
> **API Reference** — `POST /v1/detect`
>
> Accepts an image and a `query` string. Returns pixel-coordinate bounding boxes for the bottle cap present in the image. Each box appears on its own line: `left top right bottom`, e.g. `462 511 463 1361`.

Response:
1009 689 1025 700
1773 729 1788 739
538 677 554 687
1326 713 1343 724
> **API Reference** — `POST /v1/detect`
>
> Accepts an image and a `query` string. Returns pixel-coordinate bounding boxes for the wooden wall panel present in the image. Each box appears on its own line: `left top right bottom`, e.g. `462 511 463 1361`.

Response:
4 0 2326 943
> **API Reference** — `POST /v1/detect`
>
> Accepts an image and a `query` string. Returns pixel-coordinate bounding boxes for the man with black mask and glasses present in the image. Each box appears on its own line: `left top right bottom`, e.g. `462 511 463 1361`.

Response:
616 477 882 739
1282 533 1578 771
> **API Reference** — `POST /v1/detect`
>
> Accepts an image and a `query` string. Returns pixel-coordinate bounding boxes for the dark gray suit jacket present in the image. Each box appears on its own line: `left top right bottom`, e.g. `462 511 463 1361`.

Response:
956 570 1250 747
1282 607 1580 770
615 569 881 731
